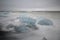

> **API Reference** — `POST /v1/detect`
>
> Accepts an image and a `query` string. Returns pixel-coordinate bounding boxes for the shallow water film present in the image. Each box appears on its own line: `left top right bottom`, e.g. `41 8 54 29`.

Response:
0 11 60 40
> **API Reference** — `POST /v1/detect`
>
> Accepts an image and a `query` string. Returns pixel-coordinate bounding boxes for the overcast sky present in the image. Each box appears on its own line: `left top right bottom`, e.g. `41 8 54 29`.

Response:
0 0 60 11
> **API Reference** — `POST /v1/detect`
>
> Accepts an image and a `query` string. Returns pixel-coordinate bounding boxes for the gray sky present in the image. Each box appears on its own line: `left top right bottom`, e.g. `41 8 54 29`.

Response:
0 0 60 11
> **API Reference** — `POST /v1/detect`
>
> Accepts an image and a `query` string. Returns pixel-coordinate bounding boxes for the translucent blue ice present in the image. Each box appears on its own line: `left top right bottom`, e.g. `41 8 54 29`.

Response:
37 18 53 26
19 16 36 24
